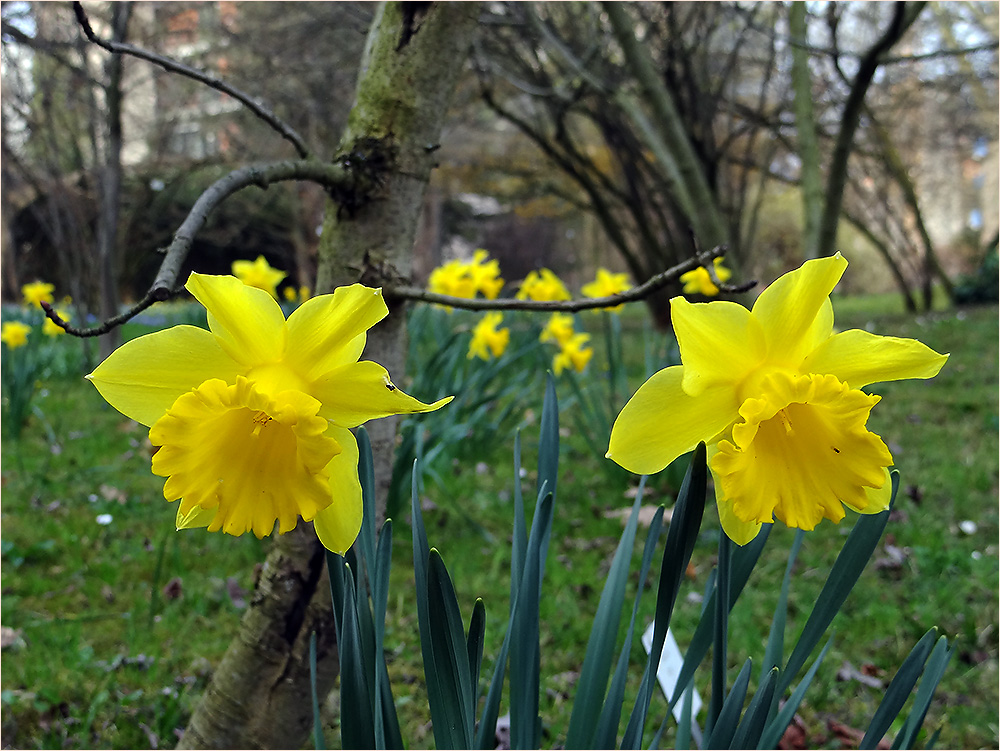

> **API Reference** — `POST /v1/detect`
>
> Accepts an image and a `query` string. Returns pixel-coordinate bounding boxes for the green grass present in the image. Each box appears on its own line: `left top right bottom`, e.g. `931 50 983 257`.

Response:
2 300 997 749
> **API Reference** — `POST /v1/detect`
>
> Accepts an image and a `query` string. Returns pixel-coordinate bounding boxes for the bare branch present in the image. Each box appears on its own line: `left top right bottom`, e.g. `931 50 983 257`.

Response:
43 160 354 337
151 160 352 295
71 1 313 159
384 246 756 312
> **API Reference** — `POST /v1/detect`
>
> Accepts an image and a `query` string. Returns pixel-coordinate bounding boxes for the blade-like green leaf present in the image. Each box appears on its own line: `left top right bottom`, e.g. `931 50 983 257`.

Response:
372 520 393 749
467 598 487 710
411 460 457 749
537 372 560 512
310 631 325 750
339 567 375 750
511 431 526 609
892 634 952 750
763 530 805 677
758 635 835 749
510 492 554 749
730 666 778 750
779 473 898 696
860 628 938 749
707 535 734 737
426 549 475 749
705 658 752 749
566 481 646 748
622 442 707 749
591 497 665 750
668 526 771 715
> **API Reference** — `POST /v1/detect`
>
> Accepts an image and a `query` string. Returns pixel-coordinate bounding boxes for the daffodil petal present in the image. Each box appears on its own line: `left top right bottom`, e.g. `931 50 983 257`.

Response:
86 325 243 426
176 504 216 530
752 254 847 366
713 474 765 546
285 284 388 380
186 273 287 367
312 360 453 427
800 329 949 389
671 297 766 396
314 427 363 554
606 366 737 475
844 466 894 514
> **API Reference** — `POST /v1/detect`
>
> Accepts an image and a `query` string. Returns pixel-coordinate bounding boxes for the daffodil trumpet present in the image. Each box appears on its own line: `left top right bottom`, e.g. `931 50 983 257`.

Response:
88 273 451 553
607 254 948 545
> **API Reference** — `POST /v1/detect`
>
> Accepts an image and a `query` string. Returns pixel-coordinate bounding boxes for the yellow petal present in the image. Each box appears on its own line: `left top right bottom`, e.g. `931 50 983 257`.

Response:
710 372 892 531
312 360 453 428
314 426 363 554
176 504 216 530
671 297 767 396
714 481 765 546
844 467 894 514
751 254 847 367
87 325 243 426
607 366 737 475
151 378 339 538
185 273 287 367
285 284 388 381
799 329 949 389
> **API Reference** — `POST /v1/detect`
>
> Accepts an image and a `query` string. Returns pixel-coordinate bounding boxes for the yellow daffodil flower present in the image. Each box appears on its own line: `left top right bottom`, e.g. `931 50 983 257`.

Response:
299 286 311 302
680 257 732 297
516 268 571 302
1 321 31 349
427 251 505 310
282 286 298 303
581 268 631 311
428 259 477 311
466 249 505 300
553 332 593 375
231 255 286 299
468 312 510 360
608 254 948 545
87 273 452 554
22 281 55 308
42 310 70 337
540 312 576 347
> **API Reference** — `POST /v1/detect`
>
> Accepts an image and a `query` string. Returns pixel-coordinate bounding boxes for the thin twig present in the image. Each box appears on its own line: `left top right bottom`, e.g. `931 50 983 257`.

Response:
41 293 176 338
72 1 312 159
384 246 756 312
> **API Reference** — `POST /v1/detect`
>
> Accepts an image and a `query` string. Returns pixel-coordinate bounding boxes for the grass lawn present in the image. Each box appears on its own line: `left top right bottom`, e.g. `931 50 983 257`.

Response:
1 297 996 749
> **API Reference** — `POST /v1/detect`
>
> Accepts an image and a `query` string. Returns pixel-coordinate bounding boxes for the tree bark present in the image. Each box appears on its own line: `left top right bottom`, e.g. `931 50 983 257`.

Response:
176 4 478 747
316 1 480 522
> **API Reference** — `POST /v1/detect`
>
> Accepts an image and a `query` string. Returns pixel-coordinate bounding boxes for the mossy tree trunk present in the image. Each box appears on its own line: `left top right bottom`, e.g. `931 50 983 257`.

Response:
176 4 478 748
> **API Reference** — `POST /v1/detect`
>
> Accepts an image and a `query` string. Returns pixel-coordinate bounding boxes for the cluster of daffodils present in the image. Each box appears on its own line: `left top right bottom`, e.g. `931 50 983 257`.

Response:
443 253 635 375
1 281 74 350
428 249 505 307
607 254 948 544
87 273 451 554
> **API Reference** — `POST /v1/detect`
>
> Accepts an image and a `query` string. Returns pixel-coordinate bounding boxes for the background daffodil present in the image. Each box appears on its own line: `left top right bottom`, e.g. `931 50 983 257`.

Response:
515 268 571 302
608 254 948 545
231 255 287 298
22 281 55 308
581 268 631 311
468 312 510 360
553 332 593 375
1 321 31 349
87 273 451 554
680 257 732 297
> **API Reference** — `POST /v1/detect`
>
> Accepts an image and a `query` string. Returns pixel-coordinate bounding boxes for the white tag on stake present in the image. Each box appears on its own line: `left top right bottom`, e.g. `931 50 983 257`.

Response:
641 622 703 723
